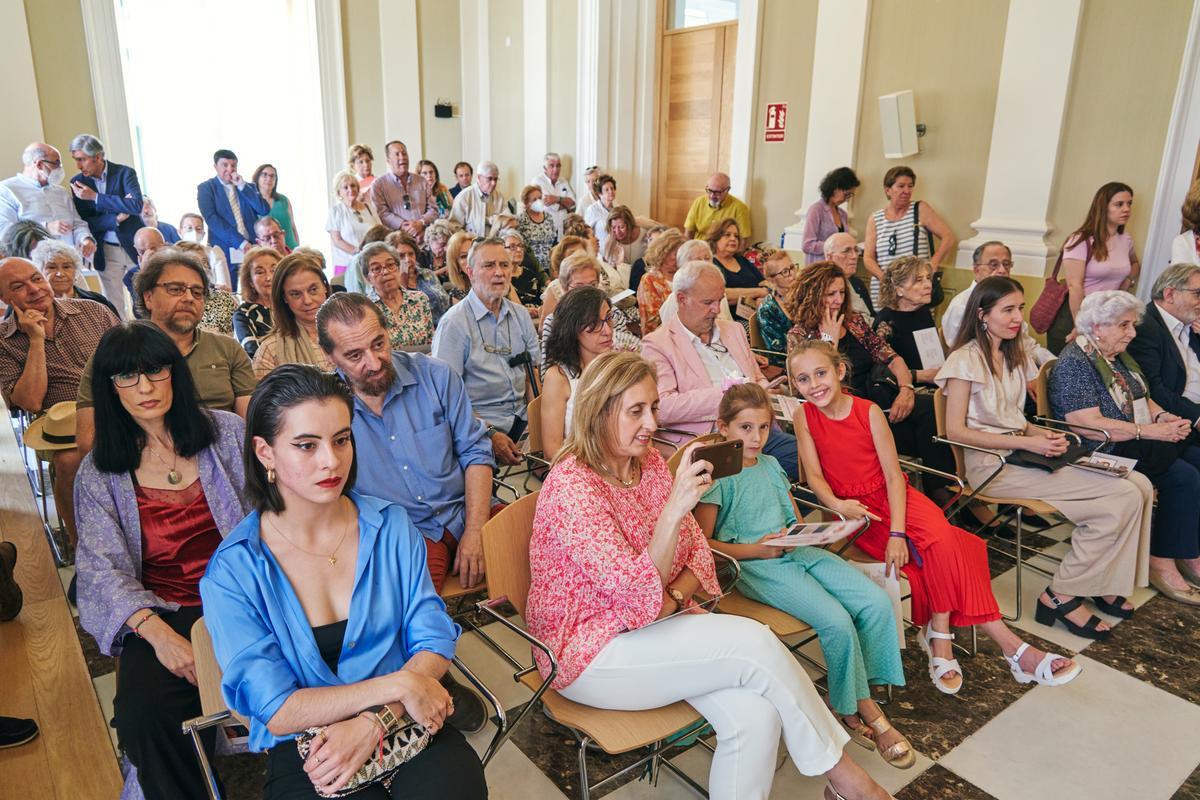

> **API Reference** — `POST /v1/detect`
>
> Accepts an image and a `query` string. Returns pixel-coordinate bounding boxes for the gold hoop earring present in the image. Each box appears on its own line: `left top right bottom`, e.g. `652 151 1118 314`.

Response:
267 468 276 484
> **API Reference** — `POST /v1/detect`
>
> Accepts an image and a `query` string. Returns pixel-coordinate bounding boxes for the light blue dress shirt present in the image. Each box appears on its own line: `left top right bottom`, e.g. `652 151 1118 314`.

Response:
431 289 540 431
0 173 93 248
199 491 460 751
93 167 120 244
345 351 495 541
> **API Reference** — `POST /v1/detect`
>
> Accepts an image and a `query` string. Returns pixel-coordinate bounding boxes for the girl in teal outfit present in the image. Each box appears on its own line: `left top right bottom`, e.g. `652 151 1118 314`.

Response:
694 383 914 770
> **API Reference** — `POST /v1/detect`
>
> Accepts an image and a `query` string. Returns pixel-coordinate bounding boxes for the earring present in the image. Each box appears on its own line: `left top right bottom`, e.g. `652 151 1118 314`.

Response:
267 468 276 484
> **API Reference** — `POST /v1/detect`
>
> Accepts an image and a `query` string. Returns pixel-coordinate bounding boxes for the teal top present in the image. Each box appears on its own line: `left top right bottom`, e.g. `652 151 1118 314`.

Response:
268 194 298 249
700 455 797 543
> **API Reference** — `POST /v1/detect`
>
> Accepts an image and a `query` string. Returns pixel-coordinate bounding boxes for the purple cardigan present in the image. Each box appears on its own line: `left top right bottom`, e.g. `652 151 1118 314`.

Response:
75 410 250 657
801 199 849 264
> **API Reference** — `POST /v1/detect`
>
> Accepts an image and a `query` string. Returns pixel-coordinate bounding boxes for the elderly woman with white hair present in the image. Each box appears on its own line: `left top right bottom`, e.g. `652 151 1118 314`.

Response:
29 239 119 316
325 170 380 277
354 241 434 351
450 160 507 235
1049 290 1200 605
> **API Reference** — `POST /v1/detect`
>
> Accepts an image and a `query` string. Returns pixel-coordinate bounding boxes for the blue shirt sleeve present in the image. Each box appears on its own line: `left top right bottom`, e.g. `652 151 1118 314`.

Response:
438 361 496 470
431 310 469 378
390 508 459 661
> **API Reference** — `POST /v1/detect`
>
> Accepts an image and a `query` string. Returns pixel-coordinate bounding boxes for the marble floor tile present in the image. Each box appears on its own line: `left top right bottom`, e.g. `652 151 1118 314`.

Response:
893 764 997 799
1173 763 1200 799
940 656 1200 800
466 722 569 800
1082 594 1200 706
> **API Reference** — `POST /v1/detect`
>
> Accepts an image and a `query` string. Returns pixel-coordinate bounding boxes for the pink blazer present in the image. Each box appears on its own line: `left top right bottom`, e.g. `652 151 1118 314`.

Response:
641 316 766 443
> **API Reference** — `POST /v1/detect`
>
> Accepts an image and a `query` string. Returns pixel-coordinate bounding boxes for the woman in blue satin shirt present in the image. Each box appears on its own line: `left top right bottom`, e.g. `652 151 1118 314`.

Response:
199 365 487 799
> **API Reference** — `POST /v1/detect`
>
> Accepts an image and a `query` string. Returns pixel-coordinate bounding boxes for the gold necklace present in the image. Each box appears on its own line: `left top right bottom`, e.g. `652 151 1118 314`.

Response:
598 459 639 488
265 508 354 566
146 437 182 485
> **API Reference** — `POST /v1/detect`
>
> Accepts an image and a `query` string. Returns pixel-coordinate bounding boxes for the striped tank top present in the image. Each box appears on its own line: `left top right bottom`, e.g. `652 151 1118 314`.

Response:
871 202 932 304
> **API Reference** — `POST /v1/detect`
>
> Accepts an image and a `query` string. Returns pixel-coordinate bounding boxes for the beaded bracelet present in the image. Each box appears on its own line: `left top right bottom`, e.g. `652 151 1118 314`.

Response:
132 611 157 638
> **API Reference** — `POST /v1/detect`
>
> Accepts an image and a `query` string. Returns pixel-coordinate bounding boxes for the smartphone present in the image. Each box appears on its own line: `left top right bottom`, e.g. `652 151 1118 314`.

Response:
766 374 788 389
690 440 744 481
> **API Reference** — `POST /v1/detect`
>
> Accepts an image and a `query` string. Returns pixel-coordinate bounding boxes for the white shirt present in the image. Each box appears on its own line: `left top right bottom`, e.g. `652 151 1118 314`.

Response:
0 173 93 249
531 173 576 236
450 185 507 236
584 200 612 244
940 278 1053 366
680 320 744 386
1156 302 1200 403
1171 231 1199 267
325 202 382 269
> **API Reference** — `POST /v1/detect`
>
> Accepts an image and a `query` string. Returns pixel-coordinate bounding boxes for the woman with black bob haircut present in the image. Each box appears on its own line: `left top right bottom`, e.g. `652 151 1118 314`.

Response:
801 166 861 264
74 321 250 800
200 365 486 800
541 285 617 459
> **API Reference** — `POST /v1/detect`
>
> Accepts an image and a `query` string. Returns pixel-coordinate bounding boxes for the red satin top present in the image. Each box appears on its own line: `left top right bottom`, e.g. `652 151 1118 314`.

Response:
136 478 223 606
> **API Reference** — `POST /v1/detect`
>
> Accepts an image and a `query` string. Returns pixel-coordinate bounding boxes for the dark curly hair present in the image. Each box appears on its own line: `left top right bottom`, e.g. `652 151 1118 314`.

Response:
783 261 856 334
818 167 860 202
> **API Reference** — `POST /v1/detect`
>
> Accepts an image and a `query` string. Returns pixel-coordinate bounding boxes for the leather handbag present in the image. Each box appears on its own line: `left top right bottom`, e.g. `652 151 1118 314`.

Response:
1030 239 1090 334
295 715 431 798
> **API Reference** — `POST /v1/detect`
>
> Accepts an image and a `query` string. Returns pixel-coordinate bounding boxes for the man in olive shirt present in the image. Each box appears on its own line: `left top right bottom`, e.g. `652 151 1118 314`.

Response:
75 248 256 453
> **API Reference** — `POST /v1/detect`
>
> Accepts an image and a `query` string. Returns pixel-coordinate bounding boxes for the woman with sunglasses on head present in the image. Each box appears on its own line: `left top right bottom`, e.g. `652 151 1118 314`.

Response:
200 366 487 800
253 252 334 378
74 321 251 800
862 166 954 307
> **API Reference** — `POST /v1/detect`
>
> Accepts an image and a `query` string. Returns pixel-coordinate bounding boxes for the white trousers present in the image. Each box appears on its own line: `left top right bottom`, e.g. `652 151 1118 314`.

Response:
100 242 134 319
557 613 848 800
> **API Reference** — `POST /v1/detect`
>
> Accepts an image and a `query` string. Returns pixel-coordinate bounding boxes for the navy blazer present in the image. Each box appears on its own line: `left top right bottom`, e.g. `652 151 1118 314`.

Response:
1126 301 1200 422
196 176 269 270
70 161 144 273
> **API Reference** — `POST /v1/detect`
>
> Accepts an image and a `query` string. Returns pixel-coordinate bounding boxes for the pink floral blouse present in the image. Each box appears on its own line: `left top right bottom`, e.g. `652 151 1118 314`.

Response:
526 449 720 688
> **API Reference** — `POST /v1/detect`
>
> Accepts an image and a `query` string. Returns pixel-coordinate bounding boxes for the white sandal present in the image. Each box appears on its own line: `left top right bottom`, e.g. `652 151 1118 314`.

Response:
1005 642 1082 687
917 626 963 695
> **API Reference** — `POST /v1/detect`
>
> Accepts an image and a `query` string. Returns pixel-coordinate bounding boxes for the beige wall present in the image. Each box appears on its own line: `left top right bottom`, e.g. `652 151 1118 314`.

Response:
22 0 97 157
488 0 526 195
851 0 1009 269
746 0 819 246
548 0 580 183
417 0 463 176
1046 0 1191 273
341 0 384 155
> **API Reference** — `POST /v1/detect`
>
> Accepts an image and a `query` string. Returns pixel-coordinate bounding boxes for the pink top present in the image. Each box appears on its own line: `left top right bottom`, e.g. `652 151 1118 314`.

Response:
1064 232 1135 294
525 449 721 688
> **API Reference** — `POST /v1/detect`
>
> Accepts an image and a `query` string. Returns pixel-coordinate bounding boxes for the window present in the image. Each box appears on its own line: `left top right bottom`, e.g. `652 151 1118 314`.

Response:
668 0 738 30
112 0 331 254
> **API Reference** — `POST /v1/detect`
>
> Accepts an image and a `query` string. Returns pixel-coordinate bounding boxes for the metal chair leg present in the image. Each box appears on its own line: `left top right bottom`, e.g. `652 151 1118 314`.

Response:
578 735 592 800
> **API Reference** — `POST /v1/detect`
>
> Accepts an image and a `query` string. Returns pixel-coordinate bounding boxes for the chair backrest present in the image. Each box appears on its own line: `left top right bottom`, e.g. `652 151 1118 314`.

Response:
191 618 250 727
526 394 543 454
479 491 540 618
748 313 765 350
665 433 723 476
1034 358 1057 418
932 388 968 481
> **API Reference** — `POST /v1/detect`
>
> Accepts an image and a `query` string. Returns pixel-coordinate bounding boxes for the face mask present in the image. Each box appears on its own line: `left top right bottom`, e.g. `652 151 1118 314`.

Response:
182 229 204 243
47 167 65 186
529 200 545 214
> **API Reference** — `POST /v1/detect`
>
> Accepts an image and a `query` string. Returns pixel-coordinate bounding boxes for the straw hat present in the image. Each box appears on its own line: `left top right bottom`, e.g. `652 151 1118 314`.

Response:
23 401 77 451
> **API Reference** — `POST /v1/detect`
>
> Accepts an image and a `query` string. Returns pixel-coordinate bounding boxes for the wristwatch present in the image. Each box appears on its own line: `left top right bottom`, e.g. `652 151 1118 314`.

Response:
374 704 401 733
668 587 686 605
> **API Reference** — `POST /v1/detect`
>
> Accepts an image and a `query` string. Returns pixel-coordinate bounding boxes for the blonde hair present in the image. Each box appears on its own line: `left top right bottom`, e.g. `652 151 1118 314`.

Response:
446 231 474 292
331 170 359 197
556 351 657 470
644 228 688 272
786 338 846 380
879 255 932 309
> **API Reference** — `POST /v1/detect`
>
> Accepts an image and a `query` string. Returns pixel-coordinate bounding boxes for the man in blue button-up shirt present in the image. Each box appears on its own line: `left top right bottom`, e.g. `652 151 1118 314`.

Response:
317 292 496 592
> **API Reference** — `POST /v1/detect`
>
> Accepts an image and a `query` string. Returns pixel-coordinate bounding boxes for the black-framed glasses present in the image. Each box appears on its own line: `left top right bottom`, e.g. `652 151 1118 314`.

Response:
766 264 796 280
583 311 616 333
111 365 172 388
887 232 898 257
705 340 730 355
155 282 205 298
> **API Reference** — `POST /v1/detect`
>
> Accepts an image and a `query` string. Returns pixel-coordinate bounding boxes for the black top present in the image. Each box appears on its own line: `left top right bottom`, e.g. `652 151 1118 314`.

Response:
629 258 647 294
312 619 348 675
713 255 764 314
875 305 939 374
511 261 546 306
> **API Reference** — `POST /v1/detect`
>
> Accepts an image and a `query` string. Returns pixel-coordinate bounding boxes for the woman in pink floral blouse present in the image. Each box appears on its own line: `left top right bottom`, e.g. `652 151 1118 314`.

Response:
525 351 893 800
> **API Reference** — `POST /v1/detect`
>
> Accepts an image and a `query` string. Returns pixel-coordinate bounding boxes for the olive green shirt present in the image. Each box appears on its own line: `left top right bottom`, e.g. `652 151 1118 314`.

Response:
76 328 257 411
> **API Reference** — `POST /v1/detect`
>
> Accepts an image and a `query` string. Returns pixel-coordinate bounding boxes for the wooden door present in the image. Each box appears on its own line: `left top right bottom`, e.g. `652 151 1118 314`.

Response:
654 21 737 228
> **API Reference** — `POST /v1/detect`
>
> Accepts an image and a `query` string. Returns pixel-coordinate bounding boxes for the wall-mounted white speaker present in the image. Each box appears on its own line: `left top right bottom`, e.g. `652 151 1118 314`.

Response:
878 90 919 158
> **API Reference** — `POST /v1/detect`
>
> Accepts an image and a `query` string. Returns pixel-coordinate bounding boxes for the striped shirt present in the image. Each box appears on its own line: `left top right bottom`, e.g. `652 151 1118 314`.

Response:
872 202 931 271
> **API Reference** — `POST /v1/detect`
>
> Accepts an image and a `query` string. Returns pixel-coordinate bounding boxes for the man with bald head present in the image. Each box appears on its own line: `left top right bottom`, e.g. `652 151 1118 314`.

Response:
124 226 169 312
683 172 752 247
825 232 875 323
0 257 118 545
0 143 96 259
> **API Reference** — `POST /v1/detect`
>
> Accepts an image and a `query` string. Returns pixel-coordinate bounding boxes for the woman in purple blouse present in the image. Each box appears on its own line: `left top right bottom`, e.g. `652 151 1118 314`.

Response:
802 167 860 264
74 321 250 800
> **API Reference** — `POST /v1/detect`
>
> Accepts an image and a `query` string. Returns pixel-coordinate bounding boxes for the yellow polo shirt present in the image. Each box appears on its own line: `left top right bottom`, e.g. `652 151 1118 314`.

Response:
684 194 753 241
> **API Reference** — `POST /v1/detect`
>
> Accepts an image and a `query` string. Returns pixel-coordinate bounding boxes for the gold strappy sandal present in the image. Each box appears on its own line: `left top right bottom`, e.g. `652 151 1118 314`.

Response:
864 713 916 770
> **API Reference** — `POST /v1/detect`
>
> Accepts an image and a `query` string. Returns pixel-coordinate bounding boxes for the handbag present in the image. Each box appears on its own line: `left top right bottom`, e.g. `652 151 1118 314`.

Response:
866 361 900 410
295 714 432 798
1030 238 1091 333
912 202 945 307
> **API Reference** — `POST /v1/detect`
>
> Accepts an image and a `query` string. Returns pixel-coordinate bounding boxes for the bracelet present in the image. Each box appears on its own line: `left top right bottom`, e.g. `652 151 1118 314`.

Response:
358 710 387 736
131 611 157 638
888 531 907 539
1154 411 1167 422
1135 424 1142 441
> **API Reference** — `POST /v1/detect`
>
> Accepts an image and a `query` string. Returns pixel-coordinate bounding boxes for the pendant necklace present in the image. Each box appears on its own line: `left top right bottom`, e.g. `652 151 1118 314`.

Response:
598 459 639 488
266 509 353 567
147 440 182 485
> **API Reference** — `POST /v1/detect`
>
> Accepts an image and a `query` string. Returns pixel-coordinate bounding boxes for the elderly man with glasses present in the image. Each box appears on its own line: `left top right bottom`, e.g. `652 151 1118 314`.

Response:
0 143 97 259
450 161 508 236
371 140 437 238
74 248 256 454
683 171 752 249
1128 262 1200 433
432 237 539 466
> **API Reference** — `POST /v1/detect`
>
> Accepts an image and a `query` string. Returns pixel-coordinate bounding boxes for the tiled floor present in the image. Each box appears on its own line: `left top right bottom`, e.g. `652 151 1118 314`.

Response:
37 444 1200 799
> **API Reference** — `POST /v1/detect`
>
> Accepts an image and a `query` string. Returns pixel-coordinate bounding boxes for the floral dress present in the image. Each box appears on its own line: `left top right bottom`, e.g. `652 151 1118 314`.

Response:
637 271 673 335
376 292 434 349
518 212 558 273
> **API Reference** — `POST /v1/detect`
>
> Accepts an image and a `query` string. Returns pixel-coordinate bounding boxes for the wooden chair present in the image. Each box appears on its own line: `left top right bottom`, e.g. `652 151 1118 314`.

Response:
476 492 711 799
1034 358 1056 418
182 615 509 800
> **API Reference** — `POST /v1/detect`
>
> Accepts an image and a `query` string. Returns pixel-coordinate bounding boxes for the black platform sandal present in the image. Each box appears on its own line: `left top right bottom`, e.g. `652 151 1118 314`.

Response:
1091 595 1134 619
1034 589 1111 640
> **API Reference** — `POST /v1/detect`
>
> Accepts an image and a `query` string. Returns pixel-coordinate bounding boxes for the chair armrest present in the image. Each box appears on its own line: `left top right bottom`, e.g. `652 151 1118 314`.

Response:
931 435 1008 521
751 347 788 360
655 426 698 438
180 710 232 735
1031 415 1110 446
897 458 966 493
451 656 507 765
708 547 742 595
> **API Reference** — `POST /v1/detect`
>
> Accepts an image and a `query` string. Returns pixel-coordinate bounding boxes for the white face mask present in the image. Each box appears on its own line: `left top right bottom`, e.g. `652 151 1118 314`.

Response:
47 167 66 186
528 200 545 214
181 229 204 243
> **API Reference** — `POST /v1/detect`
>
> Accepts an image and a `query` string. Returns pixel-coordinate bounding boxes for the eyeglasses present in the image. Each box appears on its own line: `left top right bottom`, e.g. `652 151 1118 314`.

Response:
705 187 729 196
111 365 172 388
704 340 730 355
766 264 796 280
367 261 399 277
155 282 206 298
503 243 524 252
583 311 616 333
983 260 1014 270
1175 287 1200 296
